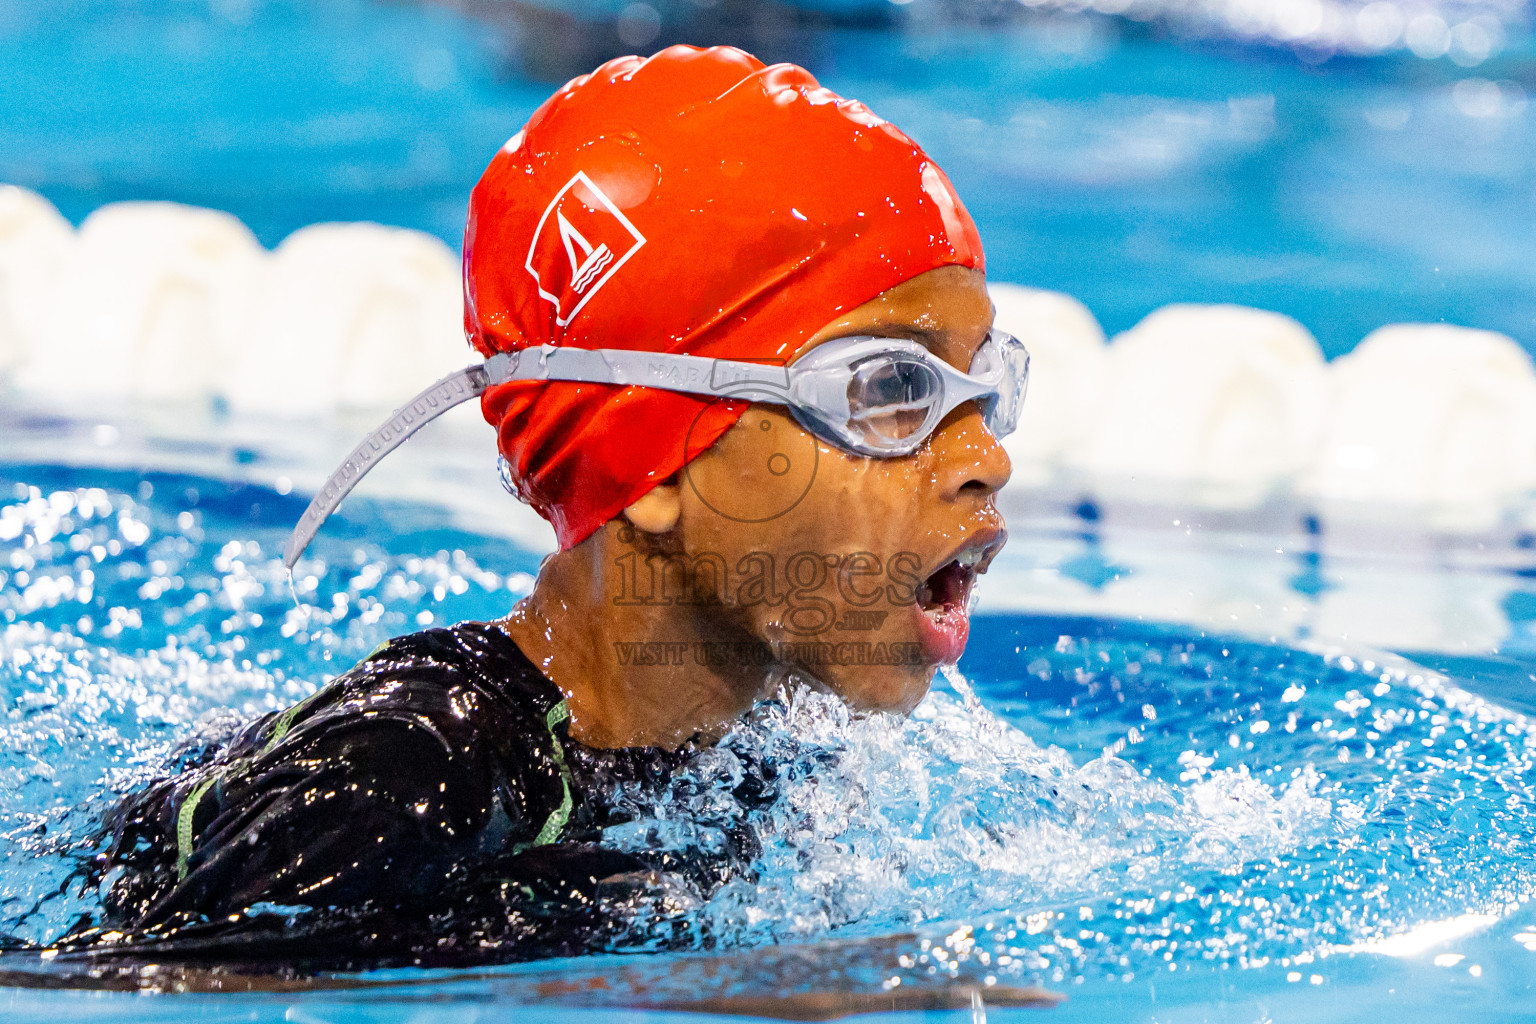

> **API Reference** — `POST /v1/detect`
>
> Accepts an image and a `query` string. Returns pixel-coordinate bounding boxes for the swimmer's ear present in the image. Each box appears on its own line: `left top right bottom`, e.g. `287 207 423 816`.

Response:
622 481 681 535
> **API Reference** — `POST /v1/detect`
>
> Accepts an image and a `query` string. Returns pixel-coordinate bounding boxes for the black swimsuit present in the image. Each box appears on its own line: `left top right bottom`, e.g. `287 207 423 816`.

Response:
62 622 771 970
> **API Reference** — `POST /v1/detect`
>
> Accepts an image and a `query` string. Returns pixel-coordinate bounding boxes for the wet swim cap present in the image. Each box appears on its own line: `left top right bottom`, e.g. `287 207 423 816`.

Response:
465 45 985 549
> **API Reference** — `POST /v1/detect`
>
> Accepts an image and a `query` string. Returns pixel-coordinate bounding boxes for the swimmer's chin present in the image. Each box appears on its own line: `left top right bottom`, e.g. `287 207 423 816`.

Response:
785 663 935 718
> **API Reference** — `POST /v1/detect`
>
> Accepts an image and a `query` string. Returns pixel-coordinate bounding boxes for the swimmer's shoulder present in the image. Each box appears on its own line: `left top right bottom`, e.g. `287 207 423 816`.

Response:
179 621 575 857
346 620 558 720
88 624 574 933
360 620 544 689
235 620 561 764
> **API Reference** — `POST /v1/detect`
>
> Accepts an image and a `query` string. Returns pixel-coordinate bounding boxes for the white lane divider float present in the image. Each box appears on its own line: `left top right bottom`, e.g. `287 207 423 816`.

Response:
18 200 265 402
989 283 1107 488
0 185 75 378
226 222 466 417
3 186 1535 535
1300 323 1536 531
1078 303 1328 508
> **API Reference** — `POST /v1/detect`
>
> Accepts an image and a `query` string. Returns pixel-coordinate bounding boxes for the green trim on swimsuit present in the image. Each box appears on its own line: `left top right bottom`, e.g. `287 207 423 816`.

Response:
515 699 573 853
261 701 302 755
176 685 325 882
261 687 324 756
175 688 573 883
176 772 222 881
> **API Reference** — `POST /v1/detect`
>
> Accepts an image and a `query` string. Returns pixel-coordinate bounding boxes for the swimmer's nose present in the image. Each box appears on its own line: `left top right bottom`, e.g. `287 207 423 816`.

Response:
930 404 1012 501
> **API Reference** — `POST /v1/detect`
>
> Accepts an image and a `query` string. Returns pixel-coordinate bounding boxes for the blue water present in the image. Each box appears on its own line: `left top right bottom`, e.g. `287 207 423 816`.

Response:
1 0 1534 355
7 0 1536 1018
4 461 1536 1020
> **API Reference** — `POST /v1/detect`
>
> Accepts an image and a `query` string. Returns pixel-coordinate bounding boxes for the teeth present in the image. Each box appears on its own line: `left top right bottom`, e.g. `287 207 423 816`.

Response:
956 547 983 569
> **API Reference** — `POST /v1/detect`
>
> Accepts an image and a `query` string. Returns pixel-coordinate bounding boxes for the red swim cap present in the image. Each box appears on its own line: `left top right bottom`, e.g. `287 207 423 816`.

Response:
465 45 985 549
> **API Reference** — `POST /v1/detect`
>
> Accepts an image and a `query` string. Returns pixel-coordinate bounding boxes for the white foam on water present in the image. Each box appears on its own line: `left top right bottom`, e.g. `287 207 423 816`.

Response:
581 633 1536 983
600 667 1335 950
1 474 1535 984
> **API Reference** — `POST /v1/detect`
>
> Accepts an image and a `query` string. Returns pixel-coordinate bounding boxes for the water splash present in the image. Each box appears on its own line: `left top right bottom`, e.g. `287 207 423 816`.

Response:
0 474 531 943
1 471 1535 989
592 640 1536 983
599 670 1333 954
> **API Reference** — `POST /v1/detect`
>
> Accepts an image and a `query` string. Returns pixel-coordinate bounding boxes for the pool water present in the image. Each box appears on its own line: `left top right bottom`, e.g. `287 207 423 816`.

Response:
6 0 1536 1018
3 0 1534 357
4 455 1536 1021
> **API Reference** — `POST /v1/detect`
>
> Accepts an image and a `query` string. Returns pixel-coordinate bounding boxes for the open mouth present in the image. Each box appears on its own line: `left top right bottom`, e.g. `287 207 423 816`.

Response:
911 543 997 664
911 533 1003 664
918 547 984 619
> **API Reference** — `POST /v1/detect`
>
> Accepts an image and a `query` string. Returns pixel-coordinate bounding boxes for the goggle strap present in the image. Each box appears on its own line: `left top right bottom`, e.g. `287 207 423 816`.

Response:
502 345 790 402
285 338 1025 567
282 360 500 570
284 347 789 569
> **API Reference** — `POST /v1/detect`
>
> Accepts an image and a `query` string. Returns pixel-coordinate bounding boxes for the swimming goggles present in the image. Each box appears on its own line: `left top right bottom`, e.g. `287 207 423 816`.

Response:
283 330 1028 569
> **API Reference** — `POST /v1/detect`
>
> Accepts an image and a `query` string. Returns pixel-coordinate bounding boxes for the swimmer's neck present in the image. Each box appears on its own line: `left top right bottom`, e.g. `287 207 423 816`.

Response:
499 521 778 750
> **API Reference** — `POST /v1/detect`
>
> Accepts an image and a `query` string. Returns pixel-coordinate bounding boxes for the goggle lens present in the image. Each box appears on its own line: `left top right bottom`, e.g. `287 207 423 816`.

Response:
831 331 1031 454
980 330 1029 438
845 355 942 448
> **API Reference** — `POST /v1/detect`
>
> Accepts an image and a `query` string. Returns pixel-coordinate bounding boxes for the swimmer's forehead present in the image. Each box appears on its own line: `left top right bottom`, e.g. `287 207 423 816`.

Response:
796 266 994 370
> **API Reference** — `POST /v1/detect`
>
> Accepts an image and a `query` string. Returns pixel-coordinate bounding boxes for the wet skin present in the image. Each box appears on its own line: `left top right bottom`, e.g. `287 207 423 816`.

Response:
503 265 1011 749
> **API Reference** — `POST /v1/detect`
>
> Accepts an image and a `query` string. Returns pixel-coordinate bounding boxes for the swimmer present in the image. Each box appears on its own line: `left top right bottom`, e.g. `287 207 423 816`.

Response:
62 45 1021 970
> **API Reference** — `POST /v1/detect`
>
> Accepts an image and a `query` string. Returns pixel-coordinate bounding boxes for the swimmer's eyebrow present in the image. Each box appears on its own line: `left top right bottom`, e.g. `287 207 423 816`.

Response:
841 323 946 348
885 325 945 346
859 322 992 359
828 314 993 360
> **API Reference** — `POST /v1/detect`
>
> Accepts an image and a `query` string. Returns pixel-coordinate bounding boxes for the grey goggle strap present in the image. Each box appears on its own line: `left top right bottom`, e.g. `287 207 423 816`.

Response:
284 354 507 570
283 339 1019 569
282 346 790 570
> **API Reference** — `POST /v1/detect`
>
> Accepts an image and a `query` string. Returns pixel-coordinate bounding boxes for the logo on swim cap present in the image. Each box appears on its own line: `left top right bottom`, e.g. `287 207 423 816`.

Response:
526 171 647 327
